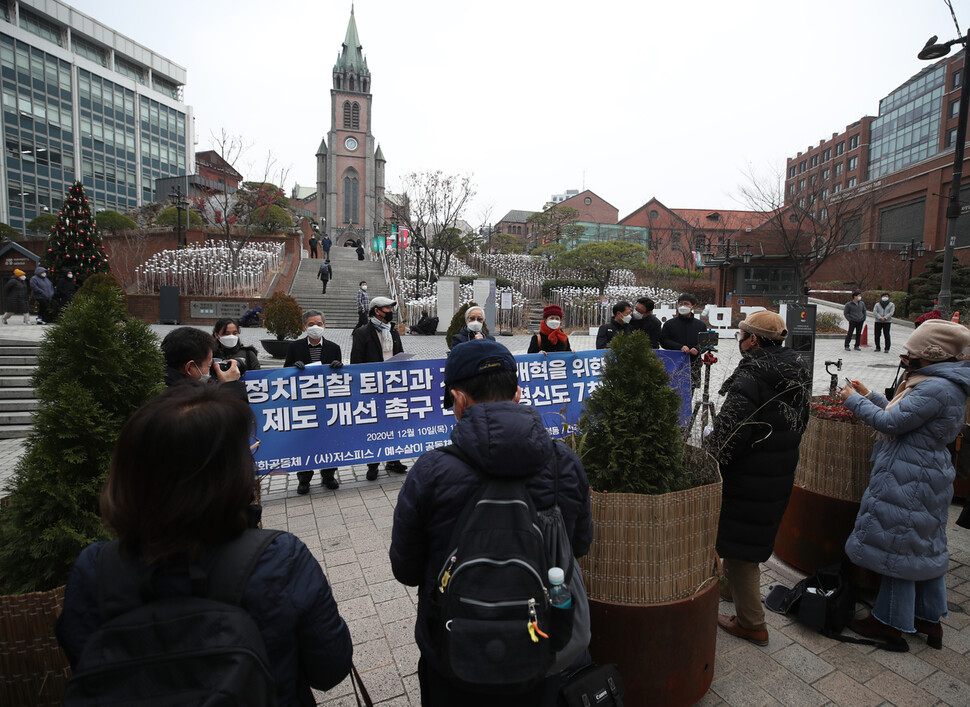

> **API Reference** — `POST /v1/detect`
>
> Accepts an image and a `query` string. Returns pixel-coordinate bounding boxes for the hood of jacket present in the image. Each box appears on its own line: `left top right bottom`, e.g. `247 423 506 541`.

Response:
33 266 46 276
915 360 970 394
450 401 554 478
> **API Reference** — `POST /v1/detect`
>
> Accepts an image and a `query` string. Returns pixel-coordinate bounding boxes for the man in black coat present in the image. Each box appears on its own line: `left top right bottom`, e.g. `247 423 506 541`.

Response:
595 300 632 349
351 296 407 480
660 293 708 391
389 340 593 705
285 309 343 494
704 310 810 646
630 296 662 348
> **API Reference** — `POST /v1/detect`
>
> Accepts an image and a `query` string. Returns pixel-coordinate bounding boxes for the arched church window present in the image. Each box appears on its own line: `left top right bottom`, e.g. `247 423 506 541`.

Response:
352 102 360 129
343 101 352 129
349 76 355 91
343 172 359 224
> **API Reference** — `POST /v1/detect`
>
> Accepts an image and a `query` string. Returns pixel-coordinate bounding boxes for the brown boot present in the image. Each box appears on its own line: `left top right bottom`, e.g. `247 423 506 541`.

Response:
848 614 908 650
914 618 943 649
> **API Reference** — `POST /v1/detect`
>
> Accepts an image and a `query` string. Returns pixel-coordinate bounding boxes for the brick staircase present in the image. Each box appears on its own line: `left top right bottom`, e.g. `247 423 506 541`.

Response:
0 340 38 439
288 246 392 329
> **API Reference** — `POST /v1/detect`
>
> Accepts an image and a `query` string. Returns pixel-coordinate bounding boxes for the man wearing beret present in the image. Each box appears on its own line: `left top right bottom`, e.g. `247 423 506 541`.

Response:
389 340 593 705
705 310 811 646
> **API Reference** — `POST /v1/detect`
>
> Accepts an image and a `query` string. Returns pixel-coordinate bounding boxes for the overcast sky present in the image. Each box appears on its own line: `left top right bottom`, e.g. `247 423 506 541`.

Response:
67 0 965 223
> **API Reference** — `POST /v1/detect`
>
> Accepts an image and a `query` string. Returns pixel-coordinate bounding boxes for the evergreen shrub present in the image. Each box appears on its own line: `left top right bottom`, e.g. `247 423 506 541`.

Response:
445 302 475 350
263 292 303 341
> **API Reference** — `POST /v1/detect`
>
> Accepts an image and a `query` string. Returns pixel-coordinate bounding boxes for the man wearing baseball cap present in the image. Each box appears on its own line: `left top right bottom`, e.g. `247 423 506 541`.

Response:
705 310 811 647
389 340 592 704
351 296 407 479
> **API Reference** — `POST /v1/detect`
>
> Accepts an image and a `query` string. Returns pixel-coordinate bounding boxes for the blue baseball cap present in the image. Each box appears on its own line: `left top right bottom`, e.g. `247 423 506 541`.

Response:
443 340 517 408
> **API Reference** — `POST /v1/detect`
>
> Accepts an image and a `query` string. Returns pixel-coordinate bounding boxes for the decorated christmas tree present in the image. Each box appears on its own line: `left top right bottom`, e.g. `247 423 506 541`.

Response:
42 181 111 286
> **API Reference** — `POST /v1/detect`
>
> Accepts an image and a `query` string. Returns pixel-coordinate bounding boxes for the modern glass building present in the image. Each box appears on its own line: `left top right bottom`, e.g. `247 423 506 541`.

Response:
0 0 192 233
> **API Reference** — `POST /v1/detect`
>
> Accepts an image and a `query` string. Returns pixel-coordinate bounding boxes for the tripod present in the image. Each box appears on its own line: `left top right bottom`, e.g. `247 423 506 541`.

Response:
686 350 718 440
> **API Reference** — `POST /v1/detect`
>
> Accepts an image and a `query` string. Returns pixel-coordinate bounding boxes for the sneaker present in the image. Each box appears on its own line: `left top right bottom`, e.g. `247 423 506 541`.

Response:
366 464 379 481
385 460 408 474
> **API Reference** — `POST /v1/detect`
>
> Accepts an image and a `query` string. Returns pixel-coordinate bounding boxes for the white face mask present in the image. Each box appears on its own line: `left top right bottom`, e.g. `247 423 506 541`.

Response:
467 320 483 333
632 310 643 320
66 273 73 278
621 314 632 324
306 325 325 340
18 275 25 281
219 335 239 349
361 285 367 291
546 319 561 330
881 297 889 303
40 273 47 278
678 306 692 316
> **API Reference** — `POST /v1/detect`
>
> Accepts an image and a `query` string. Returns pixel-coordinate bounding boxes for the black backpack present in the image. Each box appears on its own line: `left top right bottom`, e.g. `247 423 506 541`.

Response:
64 529 284 706
434 445 561 694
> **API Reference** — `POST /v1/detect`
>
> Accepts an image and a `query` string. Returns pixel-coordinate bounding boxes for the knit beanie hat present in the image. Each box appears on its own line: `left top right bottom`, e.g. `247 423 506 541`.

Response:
542 304 563 319
13 269 25 278
903 319 970 361
739 310 788 341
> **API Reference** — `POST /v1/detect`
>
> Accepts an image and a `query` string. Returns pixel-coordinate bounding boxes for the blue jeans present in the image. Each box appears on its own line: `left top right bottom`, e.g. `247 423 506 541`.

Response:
872 574 948 633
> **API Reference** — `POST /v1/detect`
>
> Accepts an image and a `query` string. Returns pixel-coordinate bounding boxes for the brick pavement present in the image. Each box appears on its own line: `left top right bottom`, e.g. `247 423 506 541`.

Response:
3 312 969 705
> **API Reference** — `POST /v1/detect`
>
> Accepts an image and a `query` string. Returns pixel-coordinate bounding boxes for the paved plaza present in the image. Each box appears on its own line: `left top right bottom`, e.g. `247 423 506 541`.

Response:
2 302 969 705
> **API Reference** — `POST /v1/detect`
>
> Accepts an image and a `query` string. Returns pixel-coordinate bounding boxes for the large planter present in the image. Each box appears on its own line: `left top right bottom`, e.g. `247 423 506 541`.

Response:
0 585 71 706
260 338 291 359
775 412 878 582
580 448 721 707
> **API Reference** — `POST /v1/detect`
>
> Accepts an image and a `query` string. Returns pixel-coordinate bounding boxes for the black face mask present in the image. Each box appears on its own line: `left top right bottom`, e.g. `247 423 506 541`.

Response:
738 333 750 356
900 354 921 371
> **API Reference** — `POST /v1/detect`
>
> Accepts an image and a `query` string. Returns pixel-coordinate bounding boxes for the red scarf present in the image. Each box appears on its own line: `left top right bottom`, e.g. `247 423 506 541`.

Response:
540 320 569 345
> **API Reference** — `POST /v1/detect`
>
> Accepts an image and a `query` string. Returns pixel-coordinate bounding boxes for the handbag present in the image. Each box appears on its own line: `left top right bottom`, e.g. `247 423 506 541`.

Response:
559 663 624 707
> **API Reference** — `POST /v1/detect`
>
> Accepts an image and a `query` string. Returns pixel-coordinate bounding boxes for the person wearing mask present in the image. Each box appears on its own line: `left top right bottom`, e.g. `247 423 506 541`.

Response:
840 320 970 650
356 281 369 329
308 233 319 258
450 306 495 347
212 318 260 374
29 266 54 325
321 233 333 259
56 269 77 309
160 327 243 397
352 297 407 480
660 293 708 391
630 297 662 348
318 259 333 294
527 304 572 353
844 291 866 351
873 292 895 353
3 269 30 325
285 310 343 493
596 300 633 349
706 311 811 646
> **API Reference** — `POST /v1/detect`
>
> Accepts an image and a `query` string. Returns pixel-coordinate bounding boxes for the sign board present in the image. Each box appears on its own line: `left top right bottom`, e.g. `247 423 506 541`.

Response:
473 277 497 332
189 302 249 319
784 303 817 371
436 277 460 334
500 292 512 310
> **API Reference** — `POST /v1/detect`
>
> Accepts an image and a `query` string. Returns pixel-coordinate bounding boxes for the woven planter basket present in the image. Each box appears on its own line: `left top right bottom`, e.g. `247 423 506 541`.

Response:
795 413 876 502
580 450 722 605
0 585 71 706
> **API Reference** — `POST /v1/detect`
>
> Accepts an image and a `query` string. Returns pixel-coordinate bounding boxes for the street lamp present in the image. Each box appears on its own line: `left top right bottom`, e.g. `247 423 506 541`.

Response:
699 238 752 306
900 238 927 317
169 185 189 249
918 31 970 316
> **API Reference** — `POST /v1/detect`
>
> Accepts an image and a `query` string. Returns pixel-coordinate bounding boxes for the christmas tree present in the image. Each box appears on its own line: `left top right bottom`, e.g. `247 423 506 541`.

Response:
42 181 111 286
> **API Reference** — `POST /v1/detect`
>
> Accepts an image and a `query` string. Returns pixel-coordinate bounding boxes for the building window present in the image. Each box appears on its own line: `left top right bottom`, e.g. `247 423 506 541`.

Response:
798 197 805 208
847 176 857 188
115 56 145 84
822 148 831 162
946 127 959 147
847 156 858 171
819 207 828 221
810 175 817 187
810 155 819 168
822 168 830 181
798 178 805 191
342 101 352 129
954 68 962 89
820 187 829 201
648 209 659 220
834 162 844 176
799 160 807 173
951 99 960 119
19 8 63 46
835 141 845 156
740 266 796 295
351 102 360 129
72 35 106 67
788 166 796 178
832 182 842 194
848 134 860 150
787 184 795 196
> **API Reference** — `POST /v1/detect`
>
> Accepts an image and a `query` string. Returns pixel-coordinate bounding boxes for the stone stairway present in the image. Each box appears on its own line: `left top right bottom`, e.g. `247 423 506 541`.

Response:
0 340 39 439
288 246 393 329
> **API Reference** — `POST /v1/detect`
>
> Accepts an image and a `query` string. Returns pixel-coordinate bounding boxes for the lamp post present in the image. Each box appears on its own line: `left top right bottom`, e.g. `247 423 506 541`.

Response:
700 237 752 306
918 31 970 316
169 185 189 249
900 238 927 317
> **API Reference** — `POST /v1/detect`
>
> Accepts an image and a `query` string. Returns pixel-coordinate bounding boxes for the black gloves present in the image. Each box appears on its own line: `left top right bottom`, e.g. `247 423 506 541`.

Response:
330 360 343 369
293 361 306 370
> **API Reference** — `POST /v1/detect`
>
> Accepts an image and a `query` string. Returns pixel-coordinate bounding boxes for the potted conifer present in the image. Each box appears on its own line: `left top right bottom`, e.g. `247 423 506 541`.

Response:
577 331 721 707
260 291 303 358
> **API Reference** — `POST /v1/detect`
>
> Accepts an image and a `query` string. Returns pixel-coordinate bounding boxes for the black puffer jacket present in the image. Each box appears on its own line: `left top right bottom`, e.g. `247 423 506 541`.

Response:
389 401 593 676
705 345 811 562
450 325 495 348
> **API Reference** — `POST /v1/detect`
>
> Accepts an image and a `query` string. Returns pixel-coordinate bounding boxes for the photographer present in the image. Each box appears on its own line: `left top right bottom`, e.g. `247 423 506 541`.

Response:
161 327 244 396
212 318 260 374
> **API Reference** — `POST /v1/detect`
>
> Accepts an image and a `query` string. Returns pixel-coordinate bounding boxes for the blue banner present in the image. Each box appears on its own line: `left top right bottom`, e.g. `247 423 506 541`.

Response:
245 349 691 474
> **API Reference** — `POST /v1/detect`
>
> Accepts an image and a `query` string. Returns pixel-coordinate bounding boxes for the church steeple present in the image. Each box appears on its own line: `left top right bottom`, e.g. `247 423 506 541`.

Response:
333 6 370 92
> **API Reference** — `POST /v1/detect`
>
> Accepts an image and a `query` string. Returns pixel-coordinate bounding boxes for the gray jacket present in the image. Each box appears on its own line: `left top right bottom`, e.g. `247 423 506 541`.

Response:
844 361 970 580
843 299 867 323
873 300 895 322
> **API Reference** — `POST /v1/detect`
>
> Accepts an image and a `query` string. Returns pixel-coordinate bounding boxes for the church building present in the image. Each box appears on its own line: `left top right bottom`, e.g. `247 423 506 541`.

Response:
316 7 386 247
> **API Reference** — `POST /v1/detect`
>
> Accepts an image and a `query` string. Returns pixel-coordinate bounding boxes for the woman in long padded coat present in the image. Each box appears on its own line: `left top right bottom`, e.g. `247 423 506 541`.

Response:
841 319 970 650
